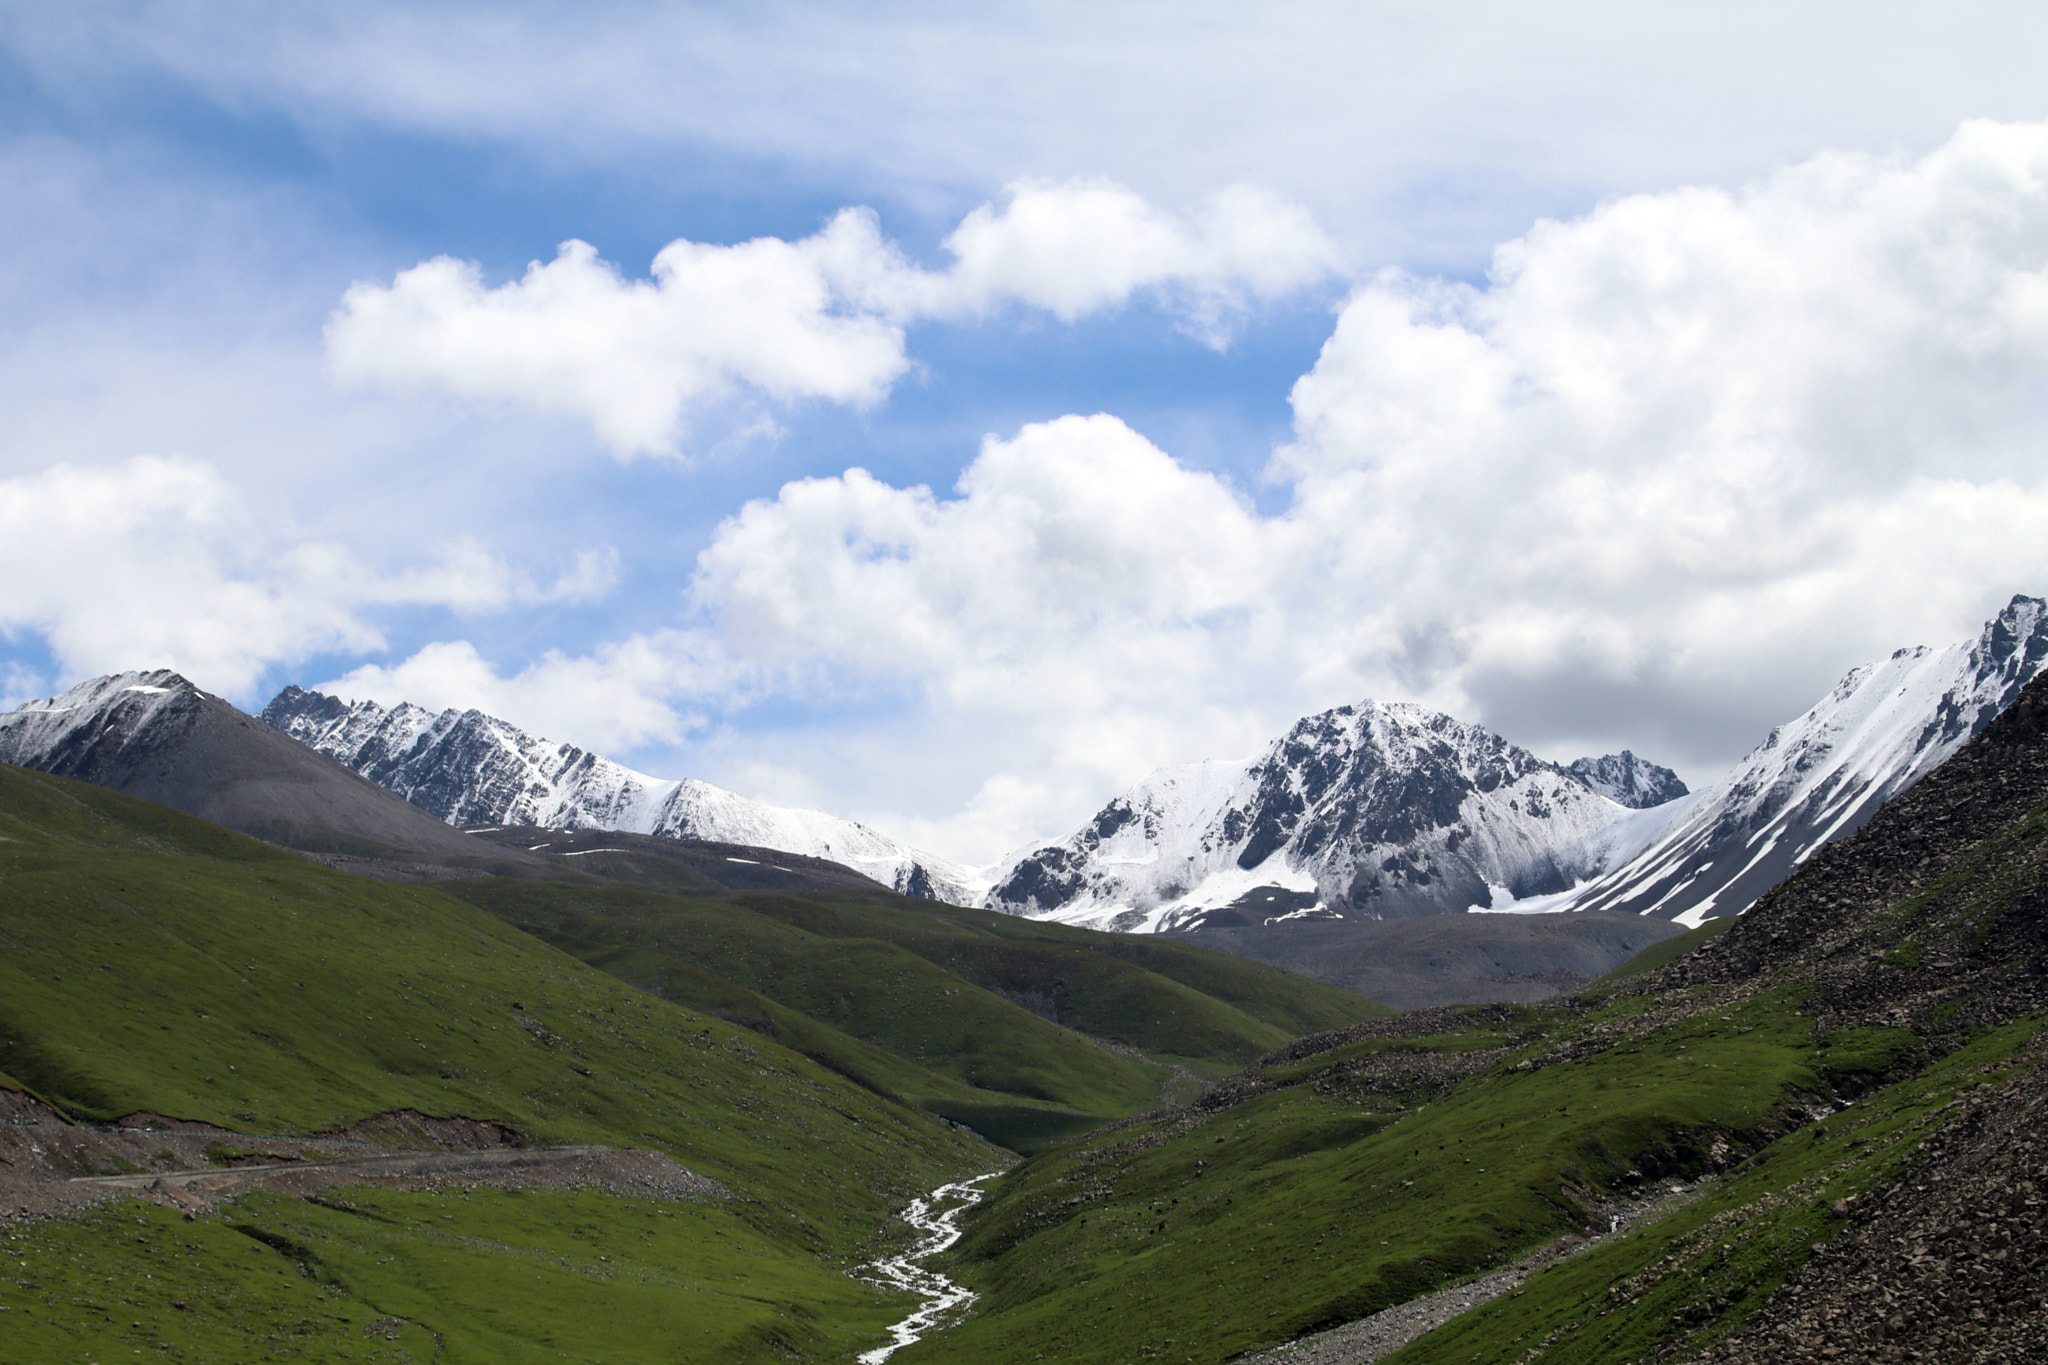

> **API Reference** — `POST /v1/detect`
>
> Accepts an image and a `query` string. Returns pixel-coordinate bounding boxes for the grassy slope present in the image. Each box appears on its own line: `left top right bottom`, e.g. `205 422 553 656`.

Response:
1386 1015 2041 1365
444 880 1166 1153
917 990 1845 1364
0 764 995 1361
920 987 2021 1365
2 1185 924 1364
741 889 1394 1045
440 879 1386 1151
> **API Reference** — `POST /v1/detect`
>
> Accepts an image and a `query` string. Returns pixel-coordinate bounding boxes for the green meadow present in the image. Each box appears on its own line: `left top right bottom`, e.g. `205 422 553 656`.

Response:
443 878 1384 1152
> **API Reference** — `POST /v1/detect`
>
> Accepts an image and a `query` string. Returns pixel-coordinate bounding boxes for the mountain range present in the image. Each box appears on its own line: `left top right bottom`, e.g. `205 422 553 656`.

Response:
245 598 2048 955
991 593 2048 936
261 684 985 903
7 596 2039 1013
7 603 2048 1361
0 669 538 875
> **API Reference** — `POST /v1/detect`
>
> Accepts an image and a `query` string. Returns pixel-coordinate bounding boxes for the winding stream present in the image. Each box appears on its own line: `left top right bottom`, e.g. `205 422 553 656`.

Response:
854 1173 1000 1363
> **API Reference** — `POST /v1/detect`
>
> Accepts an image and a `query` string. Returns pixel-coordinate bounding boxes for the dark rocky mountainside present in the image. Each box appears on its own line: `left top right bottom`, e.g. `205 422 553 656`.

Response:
1655 651 2048 1037
0 670 539 874
1631 667 2048 1363
1565 750 1689 809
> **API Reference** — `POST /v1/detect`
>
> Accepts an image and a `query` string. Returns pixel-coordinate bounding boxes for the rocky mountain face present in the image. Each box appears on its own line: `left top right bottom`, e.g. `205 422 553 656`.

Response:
1641 662 2048 1365
1569 593 2048 925
1564 750 1688 808
262 685 984 904
0 670 533 872
985 699 1682 932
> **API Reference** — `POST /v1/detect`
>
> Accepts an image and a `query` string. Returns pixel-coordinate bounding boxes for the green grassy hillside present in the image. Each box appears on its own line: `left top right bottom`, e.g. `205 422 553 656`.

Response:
3 1184 923 1364
439 878 1387 1150
915 990 1831 1363
0 763 996 1361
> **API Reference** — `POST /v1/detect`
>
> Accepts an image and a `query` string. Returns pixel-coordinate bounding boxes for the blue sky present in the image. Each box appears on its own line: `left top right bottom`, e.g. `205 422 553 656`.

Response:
5 3 2048 863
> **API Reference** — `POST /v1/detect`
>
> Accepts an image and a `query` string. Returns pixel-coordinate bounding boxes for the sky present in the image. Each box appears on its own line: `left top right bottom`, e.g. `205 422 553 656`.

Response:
4 1 2048 867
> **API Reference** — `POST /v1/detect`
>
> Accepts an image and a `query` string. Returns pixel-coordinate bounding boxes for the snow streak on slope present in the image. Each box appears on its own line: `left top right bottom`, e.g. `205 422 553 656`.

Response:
262 687 986 905
1569 595 2048 926
0 669 202 763
985 701 1683 932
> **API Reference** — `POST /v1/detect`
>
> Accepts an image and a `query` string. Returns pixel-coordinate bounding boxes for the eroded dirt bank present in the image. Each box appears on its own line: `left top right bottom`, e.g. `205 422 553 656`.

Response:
0 1089 722 1224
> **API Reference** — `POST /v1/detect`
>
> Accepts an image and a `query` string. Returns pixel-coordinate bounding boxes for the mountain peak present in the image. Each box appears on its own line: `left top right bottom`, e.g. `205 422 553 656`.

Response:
0 669 518 867
1565 751 1688 809
987 695 1662 931
1568 594 2048 925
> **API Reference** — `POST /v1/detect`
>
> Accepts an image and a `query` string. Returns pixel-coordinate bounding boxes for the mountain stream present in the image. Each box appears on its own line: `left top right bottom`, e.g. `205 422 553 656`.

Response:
854 1173 1000 1363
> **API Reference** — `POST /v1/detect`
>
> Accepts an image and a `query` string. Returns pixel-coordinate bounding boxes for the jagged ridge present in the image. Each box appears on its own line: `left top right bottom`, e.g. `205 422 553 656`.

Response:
261 685 985 905
1569 593 2048 925
985 700 1682 931
985 594 2048 935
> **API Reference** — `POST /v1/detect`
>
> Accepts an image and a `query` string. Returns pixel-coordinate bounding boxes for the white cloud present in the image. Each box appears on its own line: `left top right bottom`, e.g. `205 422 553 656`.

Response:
927 180 1342 337
318 631 728 755
648 119 2048 854
685 413 1292 851
0 456 619 699
1277 117 2048 754
15 3 2048 274
325 225 912 458
325 180 1339 456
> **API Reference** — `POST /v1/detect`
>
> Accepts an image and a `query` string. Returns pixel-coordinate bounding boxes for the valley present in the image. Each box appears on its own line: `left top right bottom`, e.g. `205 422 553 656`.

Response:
2 602 2046 1361
0 751 1375 1359
8 17 2044 1364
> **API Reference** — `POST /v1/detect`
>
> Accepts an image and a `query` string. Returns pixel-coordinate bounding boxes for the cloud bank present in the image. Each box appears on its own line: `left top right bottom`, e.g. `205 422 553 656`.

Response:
18 2 2048 274
20 115 2048 865
638 118 2048 855
0 456 615 699
326 179 1340 456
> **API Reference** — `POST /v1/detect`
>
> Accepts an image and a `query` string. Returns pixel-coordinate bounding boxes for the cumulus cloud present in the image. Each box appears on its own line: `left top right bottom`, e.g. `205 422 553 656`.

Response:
326 226 913 457
317 631 729 755
188 116 2048 861
923 180 1342 336
1277 117 2048 753
687 414 1292 850
654 119 2048 853
0 456 618 698
326 180 1340 456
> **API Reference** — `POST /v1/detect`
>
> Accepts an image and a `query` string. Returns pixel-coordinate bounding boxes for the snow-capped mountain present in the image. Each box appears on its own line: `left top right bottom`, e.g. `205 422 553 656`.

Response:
262 686 985 905
984 596 2048 937
1565 751 1690 809
0 669 200 765
0 670 520 865
984 699 1687 932
1567 594 2048 926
